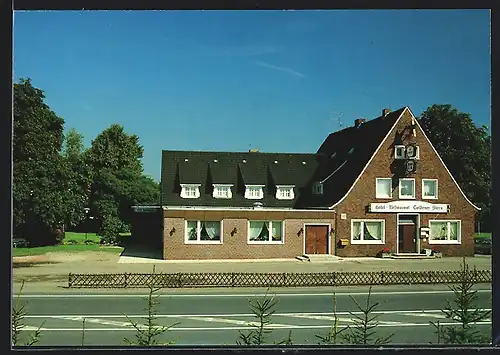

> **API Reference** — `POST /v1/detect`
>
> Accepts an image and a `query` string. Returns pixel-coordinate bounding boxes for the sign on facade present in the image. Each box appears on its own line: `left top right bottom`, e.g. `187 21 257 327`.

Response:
369 200 448 213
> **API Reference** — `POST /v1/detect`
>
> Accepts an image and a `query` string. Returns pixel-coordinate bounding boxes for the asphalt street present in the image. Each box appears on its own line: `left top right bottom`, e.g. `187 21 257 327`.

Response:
15 285 492 346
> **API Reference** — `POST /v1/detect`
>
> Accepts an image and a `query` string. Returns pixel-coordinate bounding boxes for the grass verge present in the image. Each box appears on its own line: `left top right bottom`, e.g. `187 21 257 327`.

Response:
474 233 491 240
13 244 123 257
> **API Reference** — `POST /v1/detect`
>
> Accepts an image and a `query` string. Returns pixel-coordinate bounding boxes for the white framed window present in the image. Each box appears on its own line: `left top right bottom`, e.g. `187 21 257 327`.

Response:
351 220 385 244
213 184 233 199
245 185 264 200
395 145 406 159
248 221 284 244
406 145 420 160
375 178 392 199
180 184 201 199
428 220 461 244
399 178 416 199
312 182 324 195
422 179 438 199
276 185 295 200
185 220 223 244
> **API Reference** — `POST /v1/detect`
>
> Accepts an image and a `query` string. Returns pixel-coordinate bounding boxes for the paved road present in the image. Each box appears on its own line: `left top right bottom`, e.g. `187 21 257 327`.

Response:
15 285 492 346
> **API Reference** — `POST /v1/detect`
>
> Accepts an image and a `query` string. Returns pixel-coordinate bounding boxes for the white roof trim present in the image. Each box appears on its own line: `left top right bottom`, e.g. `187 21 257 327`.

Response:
163 206 332 212
406 107 480 211
329 108 408 209
329 107 480 211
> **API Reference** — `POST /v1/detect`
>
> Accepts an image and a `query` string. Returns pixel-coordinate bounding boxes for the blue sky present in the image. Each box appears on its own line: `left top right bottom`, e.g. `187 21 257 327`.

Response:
13 10 491 181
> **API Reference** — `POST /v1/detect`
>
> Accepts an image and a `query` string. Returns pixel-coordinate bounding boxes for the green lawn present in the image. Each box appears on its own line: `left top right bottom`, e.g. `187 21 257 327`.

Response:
63 232 131 244
12 244 123 257
64 231 101 244
474 232 491 240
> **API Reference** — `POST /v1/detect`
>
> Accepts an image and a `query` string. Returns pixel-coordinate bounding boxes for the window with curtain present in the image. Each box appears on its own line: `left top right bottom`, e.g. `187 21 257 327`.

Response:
249 221 283 243
399 179 415 199
351 220 384 243
422 179 438 199
376 178 392 198
429 220 460 243
185 220 222 243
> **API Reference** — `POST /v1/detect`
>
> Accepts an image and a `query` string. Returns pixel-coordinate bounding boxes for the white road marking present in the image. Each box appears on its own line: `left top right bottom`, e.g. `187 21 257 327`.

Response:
21 321 492 332
15 289 492 298
23 308 492 319
53 316 133 328
182 316 294 328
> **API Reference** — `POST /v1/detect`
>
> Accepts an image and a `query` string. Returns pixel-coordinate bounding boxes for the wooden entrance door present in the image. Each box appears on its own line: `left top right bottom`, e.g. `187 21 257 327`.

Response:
398 224 416 253
305 225 329 254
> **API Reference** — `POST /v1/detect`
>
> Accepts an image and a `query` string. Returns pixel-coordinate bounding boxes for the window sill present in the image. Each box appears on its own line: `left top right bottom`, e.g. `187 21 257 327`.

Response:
428 240 460 245
399 196 416 200
248 241 284 245
422 196 438 200
184 240 223 245
351 240 384 245
376 196 392 199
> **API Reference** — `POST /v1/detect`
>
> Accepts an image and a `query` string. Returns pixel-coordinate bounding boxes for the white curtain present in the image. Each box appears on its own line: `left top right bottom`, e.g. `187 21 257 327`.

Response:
401 181 414 196
377 179 391 197
202 221 221 241
271 221 282 241
449 222 458 241
352 222 361 240
249 222 264 241
187 221 197 240
430 221 447 240
249 221 269 241
364 222 382 241
424 181 435 197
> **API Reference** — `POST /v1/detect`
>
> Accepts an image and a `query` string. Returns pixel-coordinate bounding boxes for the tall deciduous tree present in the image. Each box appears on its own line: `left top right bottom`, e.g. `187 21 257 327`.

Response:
418 104 491 231
13 78 87 245
86 124 148 243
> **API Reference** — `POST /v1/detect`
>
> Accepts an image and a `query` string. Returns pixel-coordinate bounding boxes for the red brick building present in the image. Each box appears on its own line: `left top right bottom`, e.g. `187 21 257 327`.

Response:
133 106 480 260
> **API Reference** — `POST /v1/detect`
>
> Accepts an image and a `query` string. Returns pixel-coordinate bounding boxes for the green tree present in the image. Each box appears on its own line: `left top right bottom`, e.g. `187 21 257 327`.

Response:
61 128 93 229
418 104 491 230
85 124 147 243
13 78 85 245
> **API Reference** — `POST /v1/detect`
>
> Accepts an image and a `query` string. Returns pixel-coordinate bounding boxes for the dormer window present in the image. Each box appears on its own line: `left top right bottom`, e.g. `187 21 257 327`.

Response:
276 185 295 200
180 184 200 199
395 145 406 160
312 182 324 195
213 184 233 199
245 185 264 199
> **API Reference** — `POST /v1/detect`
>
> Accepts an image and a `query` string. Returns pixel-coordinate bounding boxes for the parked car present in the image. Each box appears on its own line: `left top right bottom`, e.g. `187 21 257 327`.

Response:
474 238 492 255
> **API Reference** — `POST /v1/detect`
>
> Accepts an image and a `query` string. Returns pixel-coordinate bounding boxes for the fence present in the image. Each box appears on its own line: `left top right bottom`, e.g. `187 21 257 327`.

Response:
68 270 492 288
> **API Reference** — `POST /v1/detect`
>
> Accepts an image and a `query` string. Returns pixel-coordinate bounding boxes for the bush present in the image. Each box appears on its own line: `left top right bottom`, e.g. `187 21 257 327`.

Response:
65 239 79 245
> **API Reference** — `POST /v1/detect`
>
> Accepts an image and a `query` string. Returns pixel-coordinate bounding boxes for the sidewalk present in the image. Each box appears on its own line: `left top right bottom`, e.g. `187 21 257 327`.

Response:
13 251 491 294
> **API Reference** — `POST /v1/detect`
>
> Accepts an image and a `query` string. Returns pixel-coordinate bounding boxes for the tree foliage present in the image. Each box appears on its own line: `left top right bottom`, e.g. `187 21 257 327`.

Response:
418 104 491 230
86 124 158 242
13 79 86 245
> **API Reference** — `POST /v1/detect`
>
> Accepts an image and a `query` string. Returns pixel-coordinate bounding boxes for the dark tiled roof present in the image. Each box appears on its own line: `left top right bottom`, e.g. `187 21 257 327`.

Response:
161 107 406 210
295 107 405 208
161 151 319 208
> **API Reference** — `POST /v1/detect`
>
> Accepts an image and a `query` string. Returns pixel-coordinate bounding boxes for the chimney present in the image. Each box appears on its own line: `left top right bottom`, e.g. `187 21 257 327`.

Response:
354 118 366 128
249 148 260 153
382 108 391 117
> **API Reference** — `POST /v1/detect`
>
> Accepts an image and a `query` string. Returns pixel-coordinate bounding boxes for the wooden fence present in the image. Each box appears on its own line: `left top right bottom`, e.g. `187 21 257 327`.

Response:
68 270 492 288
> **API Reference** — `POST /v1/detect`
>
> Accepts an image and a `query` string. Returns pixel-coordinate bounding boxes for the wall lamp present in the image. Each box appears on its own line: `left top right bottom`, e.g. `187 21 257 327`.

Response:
297 227 304 237
231 227 237 237
169 227 176 236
